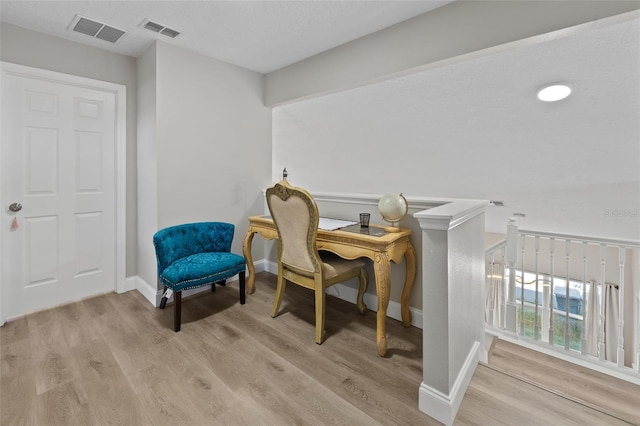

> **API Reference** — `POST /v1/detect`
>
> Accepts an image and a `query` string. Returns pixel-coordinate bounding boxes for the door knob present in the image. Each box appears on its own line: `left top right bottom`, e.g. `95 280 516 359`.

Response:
9 202 22 212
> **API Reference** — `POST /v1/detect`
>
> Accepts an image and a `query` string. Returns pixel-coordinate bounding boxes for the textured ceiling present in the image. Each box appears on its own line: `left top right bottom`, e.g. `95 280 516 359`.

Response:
0 0 453 73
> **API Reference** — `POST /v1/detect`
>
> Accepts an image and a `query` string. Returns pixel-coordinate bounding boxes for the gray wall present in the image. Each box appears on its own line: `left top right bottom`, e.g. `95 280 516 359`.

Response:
1 23 139 276
136 44 158 288
136 41 272 289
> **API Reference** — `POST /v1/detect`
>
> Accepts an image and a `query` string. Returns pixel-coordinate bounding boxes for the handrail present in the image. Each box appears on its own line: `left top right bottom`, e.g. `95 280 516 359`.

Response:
518 228 640 248
486 239 506 254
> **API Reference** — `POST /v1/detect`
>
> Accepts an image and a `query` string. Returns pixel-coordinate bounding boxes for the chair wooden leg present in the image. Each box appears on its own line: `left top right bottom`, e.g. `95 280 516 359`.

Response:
271 273 287 318
212 280 226 292
239 271 246 305
174 291 182 332
315 285 326 344
159 286 168 309
356 268 368 315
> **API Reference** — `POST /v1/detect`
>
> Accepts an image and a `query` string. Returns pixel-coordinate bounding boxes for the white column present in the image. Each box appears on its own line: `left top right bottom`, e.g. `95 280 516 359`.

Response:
415 199 487 426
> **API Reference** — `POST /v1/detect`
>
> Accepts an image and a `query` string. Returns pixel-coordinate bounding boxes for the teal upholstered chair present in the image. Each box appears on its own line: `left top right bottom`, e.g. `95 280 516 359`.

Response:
153 222 246 331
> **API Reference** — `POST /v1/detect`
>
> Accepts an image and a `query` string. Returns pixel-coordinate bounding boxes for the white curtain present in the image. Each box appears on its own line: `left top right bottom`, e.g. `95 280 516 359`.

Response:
604 283 620 362
584 280 599 356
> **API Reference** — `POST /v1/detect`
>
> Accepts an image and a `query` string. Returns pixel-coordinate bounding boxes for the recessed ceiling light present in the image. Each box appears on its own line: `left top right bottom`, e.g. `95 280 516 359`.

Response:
537 84 572 102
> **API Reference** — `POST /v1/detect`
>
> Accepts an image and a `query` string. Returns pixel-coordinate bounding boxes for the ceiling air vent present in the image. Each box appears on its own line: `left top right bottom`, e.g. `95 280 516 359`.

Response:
140 19 181 38
69 15 126 44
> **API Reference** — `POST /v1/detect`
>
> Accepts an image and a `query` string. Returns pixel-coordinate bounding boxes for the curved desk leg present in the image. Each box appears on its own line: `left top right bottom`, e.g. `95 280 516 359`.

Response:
401 243 417 327
242 229 256 294
356 267 368 315
373 252 391 357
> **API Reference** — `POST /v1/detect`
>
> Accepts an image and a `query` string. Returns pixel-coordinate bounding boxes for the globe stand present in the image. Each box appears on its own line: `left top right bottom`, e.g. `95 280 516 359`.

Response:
383 222 402 233
378 193 408 234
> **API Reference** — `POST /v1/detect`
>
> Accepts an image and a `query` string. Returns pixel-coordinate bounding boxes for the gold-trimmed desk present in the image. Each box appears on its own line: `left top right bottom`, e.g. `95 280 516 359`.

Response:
242 215 417 357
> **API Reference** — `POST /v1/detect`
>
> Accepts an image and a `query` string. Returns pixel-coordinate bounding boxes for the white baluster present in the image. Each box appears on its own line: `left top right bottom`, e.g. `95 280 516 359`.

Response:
636 290 640 373
534 236 540 341
565 240 571 350
486 254 494 326
500 247 506 329
617 247 625 368
581 242 588 355
542 278 550 344
599 244 606 362
548 238 556 346
487 251 497 327
505 219 518 333
520 234 526 336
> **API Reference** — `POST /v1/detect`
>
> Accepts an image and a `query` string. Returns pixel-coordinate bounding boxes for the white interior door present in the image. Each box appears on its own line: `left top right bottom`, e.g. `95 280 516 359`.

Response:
1 67 117 319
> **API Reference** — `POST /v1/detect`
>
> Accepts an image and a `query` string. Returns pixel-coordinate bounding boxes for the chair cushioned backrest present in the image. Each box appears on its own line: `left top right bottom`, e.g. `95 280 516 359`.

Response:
266 182 320 276
153 222 235 275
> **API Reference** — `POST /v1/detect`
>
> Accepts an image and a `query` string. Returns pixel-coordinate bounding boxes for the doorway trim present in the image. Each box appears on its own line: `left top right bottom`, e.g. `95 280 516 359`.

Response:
0 61 127 323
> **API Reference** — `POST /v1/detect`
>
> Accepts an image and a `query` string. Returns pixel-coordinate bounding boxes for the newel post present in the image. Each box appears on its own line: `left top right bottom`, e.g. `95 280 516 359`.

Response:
415 200 488 426
505 218 519 333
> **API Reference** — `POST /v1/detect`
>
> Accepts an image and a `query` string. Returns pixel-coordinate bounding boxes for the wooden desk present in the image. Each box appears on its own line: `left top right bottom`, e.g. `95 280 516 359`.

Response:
242 215 417 356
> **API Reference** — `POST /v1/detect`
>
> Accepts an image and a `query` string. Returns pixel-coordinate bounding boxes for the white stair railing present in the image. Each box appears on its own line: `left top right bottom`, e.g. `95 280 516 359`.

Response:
485 221 640 380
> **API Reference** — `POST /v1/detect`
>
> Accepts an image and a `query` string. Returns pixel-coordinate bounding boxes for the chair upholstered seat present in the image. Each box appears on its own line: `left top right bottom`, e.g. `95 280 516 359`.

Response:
159 252 246 293
320 252 366 280
153 222 246 331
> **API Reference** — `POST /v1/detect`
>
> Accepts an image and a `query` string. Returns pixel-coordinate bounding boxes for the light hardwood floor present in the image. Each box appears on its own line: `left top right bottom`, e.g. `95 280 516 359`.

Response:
2 272 638 425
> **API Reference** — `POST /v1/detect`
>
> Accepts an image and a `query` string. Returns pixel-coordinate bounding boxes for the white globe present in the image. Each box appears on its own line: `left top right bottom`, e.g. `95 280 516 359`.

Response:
378 193 408 225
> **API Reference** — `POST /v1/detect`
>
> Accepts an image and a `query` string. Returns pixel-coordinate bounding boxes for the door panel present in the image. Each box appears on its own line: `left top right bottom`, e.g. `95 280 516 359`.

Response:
26 127 59 193
26 216 58 286
75 212 103 275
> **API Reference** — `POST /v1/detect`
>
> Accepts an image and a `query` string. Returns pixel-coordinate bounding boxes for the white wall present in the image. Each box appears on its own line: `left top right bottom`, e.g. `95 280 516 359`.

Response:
136 41 273 291
272 16 640 241
0 23 139 276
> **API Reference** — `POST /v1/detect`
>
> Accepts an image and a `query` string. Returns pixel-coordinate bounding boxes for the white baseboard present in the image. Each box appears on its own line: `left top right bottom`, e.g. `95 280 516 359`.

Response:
128 275 162 306
418 341 481 425
263 259 278 274
264 259 423 329
121 276 138 293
